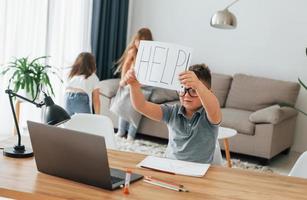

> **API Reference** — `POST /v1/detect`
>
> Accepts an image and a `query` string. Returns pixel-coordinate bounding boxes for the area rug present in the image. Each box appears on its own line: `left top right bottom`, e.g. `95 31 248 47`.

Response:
115 137 274 174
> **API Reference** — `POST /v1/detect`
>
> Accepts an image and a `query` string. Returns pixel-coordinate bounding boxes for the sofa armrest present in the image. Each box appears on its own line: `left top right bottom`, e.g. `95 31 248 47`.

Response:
98 78 120 98
249 105 297 124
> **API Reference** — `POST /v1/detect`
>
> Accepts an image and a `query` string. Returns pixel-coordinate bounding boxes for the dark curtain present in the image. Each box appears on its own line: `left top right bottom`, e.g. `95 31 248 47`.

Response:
91 0 129 80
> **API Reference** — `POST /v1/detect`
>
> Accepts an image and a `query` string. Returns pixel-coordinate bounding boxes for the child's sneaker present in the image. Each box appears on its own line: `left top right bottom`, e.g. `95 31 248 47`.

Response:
127 135 135 141
116 131 125 138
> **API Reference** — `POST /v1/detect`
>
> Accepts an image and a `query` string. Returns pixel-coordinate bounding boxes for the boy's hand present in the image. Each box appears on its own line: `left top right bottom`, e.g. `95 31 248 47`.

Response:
179 71 204 91
123 68 140 86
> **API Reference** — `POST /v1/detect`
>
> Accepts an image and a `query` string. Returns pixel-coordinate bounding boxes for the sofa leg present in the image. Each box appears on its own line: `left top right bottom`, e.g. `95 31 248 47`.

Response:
282 148 291 155
258 158 270 166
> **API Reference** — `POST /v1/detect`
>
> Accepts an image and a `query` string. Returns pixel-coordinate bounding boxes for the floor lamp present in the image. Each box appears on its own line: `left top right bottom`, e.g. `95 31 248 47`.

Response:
210 0 239 29
4 89 71 158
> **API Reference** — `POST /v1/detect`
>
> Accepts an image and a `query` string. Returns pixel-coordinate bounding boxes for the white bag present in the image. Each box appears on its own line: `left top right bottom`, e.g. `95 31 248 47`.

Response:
110 86 152 127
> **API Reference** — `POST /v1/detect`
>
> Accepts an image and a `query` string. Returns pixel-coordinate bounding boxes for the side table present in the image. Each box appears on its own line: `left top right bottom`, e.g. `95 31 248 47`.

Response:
218 127 237 167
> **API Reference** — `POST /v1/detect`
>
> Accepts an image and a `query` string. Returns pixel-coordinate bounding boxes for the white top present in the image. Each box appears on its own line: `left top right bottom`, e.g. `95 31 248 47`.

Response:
65 73 100 109
218 127 237 140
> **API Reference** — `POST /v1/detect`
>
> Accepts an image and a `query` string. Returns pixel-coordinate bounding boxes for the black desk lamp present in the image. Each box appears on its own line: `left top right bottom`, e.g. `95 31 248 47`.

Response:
4 89 71 158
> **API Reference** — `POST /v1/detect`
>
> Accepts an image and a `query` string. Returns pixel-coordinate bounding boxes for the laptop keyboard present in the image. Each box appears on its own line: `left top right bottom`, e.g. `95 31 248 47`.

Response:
111 176 124 184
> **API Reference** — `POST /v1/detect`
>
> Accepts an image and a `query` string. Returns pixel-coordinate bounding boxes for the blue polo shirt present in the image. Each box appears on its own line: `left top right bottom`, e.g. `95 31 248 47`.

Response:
161 104 219 164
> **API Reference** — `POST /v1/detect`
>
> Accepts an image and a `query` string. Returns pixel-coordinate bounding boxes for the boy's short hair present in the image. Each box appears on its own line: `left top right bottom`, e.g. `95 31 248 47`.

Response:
189 64 212 89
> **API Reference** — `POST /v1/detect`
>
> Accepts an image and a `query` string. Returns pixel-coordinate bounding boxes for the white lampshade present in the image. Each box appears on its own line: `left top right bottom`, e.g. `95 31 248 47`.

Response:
210 8 237 29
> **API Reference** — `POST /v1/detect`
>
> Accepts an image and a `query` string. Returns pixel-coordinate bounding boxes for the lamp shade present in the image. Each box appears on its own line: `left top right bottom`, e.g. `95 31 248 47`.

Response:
44 96 71 125
210 8 237 29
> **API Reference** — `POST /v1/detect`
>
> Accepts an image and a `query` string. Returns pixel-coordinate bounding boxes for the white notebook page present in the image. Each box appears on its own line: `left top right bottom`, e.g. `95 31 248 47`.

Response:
137 156 210 177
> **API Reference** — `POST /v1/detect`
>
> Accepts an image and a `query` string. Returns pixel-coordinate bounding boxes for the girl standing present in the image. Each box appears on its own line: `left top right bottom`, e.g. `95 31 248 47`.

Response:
64 52 100 116
114 28 153 140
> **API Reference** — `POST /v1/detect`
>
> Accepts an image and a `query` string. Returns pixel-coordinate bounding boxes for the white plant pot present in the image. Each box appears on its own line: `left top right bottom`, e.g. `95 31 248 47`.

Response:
17 89 34 101
17 85 39 102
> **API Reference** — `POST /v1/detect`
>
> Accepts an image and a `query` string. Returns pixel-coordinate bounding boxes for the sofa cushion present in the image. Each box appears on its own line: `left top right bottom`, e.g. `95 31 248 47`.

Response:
150 88 179 103
221 108 255 135
225 74 300 111
211 73 232 107
98 79 120 98
249 105 298 124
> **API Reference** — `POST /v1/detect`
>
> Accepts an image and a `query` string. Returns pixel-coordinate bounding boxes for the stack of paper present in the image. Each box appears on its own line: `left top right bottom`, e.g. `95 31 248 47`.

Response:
137 156 210 177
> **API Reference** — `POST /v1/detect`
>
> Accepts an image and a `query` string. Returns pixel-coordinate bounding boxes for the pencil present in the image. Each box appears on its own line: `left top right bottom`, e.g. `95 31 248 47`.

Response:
145 176 184 188
144 177 189 192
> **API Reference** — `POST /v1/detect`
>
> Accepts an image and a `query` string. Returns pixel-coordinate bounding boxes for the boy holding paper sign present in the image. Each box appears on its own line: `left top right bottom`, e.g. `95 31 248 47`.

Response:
123 64 221 163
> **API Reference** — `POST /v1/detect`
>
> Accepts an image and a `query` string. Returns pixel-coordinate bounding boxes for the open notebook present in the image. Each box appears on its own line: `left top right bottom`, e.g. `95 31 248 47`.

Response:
137 156 210 177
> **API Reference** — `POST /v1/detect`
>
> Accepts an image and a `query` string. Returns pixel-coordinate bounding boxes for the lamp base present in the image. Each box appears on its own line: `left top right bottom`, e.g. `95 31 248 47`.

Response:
3 145 34 158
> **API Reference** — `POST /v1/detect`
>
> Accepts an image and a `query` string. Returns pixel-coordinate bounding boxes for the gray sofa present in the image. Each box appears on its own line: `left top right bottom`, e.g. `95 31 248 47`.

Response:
99 73 300 162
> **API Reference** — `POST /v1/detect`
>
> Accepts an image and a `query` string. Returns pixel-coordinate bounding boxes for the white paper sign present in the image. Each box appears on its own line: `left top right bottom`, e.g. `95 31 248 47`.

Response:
134 41 193 91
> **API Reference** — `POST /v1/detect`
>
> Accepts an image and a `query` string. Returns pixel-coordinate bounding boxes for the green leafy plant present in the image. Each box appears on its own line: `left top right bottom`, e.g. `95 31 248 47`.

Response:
279 78 307 116
1 56 60 100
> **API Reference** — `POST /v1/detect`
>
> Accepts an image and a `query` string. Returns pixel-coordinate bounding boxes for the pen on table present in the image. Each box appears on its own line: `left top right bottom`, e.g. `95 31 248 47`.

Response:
144 176 189 192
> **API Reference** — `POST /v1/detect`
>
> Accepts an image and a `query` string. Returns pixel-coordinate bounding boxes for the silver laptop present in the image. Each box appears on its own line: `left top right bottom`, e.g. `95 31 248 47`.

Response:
27 121 143 190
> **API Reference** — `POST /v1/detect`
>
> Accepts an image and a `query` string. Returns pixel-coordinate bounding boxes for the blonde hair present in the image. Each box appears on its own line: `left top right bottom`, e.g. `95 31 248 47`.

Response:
69 52 96 79
114 27 153 74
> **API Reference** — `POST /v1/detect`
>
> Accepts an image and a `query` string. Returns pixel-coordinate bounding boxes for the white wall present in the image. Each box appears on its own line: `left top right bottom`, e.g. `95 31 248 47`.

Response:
129 0 307 152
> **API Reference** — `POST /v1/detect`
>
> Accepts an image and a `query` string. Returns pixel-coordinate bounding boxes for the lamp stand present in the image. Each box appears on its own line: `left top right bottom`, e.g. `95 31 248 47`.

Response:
3 146 33 158
3 89 38 158
3 89 70 158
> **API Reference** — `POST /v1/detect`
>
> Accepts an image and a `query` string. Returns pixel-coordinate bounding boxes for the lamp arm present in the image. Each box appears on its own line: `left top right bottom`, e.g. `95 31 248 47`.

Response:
6 90 22 147
5 89 45 108
3 89 35 157
225 0 239 9
5 89 45 147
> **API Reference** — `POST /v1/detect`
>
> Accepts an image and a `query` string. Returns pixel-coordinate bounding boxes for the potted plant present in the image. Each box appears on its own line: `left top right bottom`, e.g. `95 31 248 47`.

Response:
1 56 59 100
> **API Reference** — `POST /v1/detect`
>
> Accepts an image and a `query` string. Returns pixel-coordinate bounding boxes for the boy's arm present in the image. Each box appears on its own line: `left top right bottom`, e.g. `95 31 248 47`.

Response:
92 88 101 114
124 69 163 122
196 85 221 124
179 71 222 124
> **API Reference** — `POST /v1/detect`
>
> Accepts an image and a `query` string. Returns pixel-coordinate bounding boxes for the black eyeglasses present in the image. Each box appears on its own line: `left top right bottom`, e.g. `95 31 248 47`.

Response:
177 88 198 97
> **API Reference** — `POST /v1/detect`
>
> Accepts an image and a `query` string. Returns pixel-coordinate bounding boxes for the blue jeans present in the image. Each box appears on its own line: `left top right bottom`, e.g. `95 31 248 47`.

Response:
118 117 137 138
64 92 91 116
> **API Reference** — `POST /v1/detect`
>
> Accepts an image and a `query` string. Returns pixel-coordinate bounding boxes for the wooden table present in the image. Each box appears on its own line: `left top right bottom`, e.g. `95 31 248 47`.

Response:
0 144 307 200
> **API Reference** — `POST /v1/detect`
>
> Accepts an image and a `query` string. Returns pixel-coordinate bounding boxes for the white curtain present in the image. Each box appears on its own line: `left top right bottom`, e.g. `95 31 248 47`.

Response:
0 0 93 136
47 0 92 106
0 0 48 136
